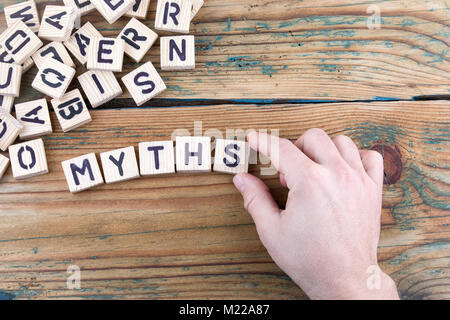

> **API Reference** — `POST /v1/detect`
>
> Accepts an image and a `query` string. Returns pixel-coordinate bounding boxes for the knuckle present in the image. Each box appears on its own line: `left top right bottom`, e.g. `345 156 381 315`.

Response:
368 150 384 165
243 193 256 212
305 128 328 140
333 134 352 145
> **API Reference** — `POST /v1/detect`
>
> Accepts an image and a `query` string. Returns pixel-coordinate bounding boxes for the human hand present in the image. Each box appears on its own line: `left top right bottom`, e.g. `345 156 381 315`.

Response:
233 129 399 300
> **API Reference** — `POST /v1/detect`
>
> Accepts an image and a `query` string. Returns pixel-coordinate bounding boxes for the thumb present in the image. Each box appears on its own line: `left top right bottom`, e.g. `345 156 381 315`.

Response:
233 173 281 238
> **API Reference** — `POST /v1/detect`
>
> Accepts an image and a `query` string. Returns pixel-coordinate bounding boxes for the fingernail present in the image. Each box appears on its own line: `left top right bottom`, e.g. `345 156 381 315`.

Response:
233 174 245 193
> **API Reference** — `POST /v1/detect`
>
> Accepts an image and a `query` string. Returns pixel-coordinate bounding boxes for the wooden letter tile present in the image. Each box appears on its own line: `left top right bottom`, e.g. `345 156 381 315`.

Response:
213 139 250 174
0 62 22 97
191 0 203 19
118 18 158 62
0 109 23 151
87 37 124 72
91 0 134 24
63 22 102 65
100 146 140 184
0 154 10 180
61 153 104 193
121 61 166 106
38 5 77 41
155 0 191 33
8 138 48 179
139 141 175 176
15 98 53 139
0 20 43 64
125 0 151 19
51 89 92 132
32 41 75 69
175 136 211 173
0 95 14 114
63 0 96 18
4 0 41 33
160 35 195 70
0 47 34 73
32 59 76 99
78 70 123 108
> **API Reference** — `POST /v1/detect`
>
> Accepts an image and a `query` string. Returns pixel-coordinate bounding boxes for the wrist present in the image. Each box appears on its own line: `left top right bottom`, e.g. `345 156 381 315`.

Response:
340 268 399 300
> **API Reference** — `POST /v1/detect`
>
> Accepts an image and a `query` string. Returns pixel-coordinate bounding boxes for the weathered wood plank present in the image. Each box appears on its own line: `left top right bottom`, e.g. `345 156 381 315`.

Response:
0 101 448 299
1 0 448 102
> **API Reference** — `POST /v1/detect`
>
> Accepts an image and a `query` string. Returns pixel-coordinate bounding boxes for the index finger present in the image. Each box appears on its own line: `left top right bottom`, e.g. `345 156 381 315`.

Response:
247 131 314 184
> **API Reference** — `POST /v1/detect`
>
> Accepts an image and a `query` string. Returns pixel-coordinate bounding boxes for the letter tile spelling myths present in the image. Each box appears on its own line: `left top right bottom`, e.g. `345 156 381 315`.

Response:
62 153 104 193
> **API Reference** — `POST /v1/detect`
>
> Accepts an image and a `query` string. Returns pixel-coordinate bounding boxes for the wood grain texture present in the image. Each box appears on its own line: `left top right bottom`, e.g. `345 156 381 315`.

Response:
0 101 448 299
1 0 448 102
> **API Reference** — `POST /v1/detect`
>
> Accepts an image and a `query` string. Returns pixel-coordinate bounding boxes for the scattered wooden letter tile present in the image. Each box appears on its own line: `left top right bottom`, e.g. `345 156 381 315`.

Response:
160 35 195 71
63 22 102 65
155 0 192 33
8 138 48 179
175 136 211 173
38 5 77 41
0 95 14 114
121 61 166 106
0 109 23 151
0 62 22 97
87 37 125 72
191 0 204 19
15 98 53 139
213 139 250 174
32 58 76 99
4 0 41 33
0 154 10 180
63 0 96 18
91 0 134 24
51 89 92 132
125 0 151 19
0 20 43 64
0 47 34 73
100 146 140 184
62 153 104 193
139 141 175 176
32 41 75 69
78 70 123 108
118 18 158 63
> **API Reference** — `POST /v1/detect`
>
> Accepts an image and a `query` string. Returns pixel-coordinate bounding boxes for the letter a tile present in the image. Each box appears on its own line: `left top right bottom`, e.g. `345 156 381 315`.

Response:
15 98 53 139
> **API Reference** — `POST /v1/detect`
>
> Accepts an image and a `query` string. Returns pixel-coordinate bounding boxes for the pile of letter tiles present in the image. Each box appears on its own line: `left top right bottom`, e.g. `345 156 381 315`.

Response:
0 0 250 193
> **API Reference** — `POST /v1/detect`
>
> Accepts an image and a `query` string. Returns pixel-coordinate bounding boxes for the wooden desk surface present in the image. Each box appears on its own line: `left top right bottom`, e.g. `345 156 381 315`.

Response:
0 0 449 299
